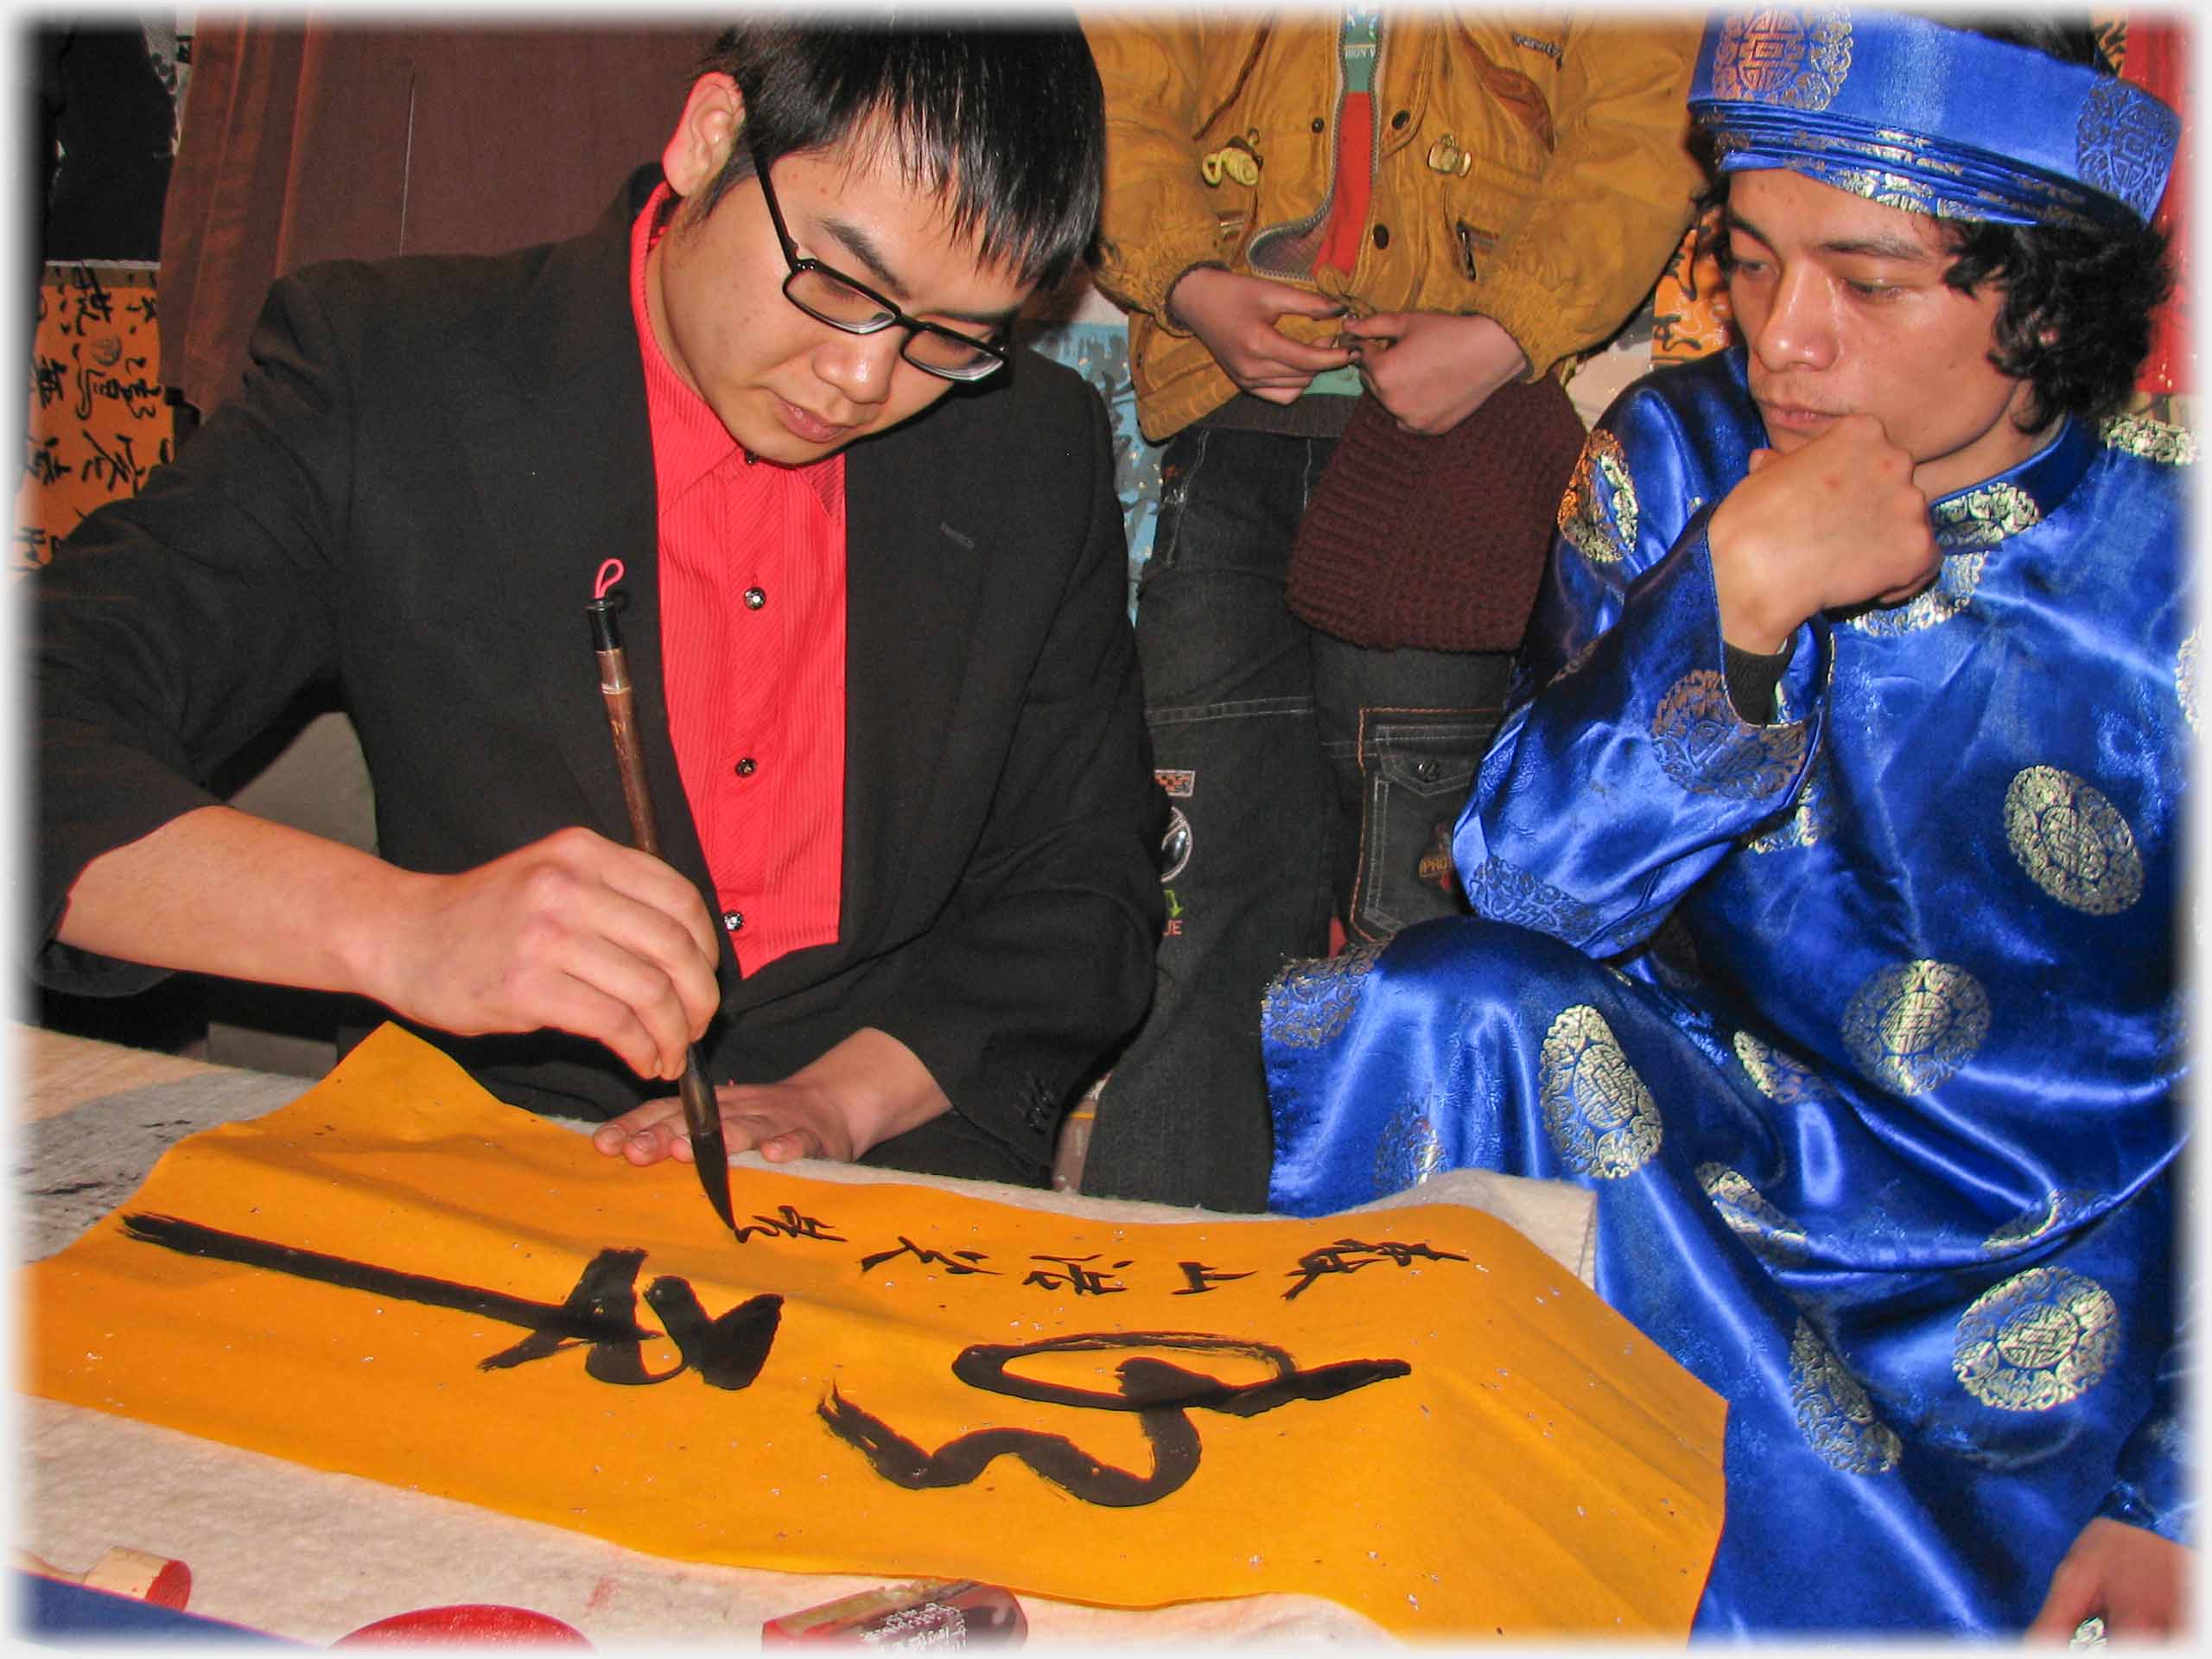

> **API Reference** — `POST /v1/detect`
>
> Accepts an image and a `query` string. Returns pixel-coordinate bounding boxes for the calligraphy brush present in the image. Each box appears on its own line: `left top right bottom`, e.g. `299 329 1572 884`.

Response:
584 559 736 1234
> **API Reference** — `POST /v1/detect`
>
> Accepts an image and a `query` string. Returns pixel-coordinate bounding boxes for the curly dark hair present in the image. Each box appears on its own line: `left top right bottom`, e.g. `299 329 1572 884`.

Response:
1932 12 2171 428
1700 10 2173 430
1936 214 2171 429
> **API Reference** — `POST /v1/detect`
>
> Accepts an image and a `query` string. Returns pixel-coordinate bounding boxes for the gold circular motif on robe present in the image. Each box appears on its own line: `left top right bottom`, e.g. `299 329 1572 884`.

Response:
2004 766 2144 915
1745 746 1833 852
1789 1319 1901 1474
1700 1164 1811 1264
1374 1097 1447 1194
2101 411 2196 466
1556 428 1636 564
1538 1005 1661 1179
2178 626 2200 735
1954 1267 2118 1412
1982 1189 2101 1255
1931 483 2042 549
1732 1029 1827 1103
1652 670 1808 799
1262 943 1382 1050
1711 10 1854 110
1840 960 1991 1095
1465 855 1599 942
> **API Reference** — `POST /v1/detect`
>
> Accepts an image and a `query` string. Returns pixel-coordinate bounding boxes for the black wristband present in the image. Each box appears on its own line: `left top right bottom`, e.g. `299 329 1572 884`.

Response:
1723 636 1797 721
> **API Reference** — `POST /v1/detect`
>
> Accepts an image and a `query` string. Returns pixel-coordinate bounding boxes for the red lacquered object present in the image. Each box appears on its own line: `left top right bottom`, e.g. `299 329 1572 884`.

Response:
334 1604 593 1645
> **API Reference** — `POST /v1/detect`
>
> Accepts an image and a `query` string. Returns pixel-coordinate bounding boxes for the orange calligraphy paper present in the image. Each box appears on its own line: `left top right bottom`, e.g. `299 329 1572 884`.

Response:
25 1024 1726 1637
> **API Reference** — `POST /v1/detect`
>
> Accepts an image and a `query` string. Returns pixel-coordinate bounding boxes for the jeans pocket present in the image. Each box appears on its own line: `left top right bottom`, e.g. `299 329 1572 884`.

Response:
1347 714 1501 940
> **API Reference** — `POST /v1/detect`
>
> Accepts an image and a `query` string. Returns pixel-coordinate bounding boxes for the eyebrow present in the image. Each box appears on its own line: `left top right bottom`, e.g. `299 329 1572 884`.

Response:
814 213 1022 330
1726 207 1933 264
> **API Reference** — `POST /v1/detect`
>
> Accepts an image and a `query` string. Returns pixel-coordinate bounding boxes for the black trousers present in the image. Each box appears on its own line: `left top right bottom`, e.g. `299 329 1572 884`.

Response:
1083 425 1511 1211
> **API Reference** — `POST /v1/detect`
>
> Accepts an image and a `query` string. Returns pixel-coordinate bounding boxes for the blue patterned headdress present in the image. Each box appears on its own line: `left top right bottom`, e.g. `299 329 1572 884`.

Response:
1688 9 2178 230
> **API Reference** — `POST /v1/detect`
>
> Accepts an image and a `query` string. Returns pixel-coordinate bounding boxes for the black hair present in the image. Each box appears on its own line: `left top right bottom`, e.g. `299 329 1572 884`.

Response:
1929 13 2171 428
1702 10 2171 430
689 15 1103 290
1936 209 2170 430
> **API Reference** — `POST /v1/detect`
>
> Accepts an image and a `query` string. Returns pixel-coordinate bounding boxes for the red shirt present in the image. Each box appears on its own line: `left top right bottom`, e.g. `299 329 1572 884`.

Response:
629 186 846 974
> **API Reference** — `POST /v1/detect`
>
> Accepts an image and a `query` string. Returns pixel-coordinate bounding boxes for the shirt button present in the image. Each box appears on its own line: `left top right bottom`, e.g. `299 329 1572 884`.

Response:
1310 116 1325 133
1391 108 1411 130
1371 223 1390 249
734 756 757 777
721 910 745 932
744 587 766 610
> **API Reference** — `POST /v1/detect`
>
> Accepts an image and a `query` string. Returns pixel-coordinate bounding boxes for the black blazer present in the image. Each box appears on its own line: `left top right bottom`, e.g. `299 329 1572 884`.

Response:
32 168 1164 1184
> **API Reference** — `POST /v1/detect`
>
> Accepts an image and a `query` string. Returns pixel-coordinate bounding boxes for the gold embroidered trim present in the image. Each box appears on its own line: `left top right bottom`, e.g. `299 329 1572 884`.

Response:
2101 411 2196 465
1931 483 2041 548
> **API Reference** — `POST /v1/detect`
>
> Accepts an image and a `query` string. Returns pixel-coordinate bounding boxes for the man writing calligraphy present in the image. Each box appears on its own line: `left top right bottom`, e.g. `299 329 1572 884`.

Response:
30 17 1161 1189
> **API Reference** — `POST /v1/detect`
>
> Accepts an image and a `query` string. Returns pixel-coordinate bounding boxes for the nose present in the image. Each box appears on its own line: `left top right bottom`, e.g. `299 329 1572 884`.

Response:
812 325 905 409
1748 263 1840 374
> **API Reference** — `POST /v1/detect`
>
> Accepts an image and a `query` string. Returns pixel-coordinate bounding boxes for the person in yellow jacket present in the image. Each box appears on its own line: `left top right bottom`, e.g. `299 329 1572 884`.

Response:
1080 12 1704 1211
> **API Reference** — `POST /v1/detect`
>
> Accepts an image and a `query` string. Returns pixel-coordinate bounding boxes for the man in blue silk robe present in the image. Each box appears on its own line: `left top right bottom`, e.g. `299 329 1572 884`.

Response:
1262 10 2191 1637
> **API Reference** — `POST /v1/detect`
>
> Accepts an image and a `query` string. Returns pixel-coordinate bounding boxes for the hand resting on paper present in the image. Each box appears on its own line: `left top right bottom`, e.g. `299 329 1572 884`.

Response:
592 1027 952 1168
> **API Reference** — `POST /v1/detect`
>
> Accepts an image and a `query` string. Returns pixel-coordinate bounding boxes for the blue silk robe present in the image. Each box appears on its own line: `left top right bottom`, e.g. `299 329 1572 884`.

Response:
1263 349 2193 1634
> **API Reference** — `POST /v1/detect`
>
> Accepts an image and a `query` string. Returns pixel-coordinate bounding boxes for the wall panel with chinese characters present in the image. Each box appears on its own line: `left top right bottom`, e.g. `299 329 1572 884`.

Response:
17 263 171 573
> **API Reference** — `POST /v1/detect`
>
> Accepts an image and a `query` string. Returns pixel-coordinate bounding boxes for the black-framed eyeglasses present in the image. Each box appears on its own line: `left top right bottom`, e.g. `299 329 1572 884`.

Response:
748 137 1010 384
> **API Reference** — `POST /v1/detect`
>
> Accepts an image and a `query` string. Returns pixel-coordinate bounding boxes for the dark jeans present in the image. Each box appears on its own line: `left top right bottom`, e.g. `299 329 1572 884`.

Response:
1083 425 1512 1211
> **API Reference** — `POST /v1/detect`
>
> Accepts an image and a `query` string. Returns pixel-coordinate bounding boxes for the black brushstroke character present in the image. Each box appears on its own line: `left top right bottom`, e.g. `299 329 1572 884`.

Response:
78 427 155 495
480 1249 783 1391
54 268 114 335
734 1205 846 1244
24 433 70 486
1021 1253 1131 1295
858 1237 998 1276
119 1212 780 1391
1172 1261 1255 1295
1282 1237 1469 1301
818 1332 1408 1508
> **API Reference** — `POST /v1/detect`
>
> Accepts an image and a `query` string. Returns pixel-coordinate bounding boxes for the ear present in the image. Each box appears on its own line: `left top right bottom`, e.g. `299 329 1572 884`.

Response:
661 73 745 200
